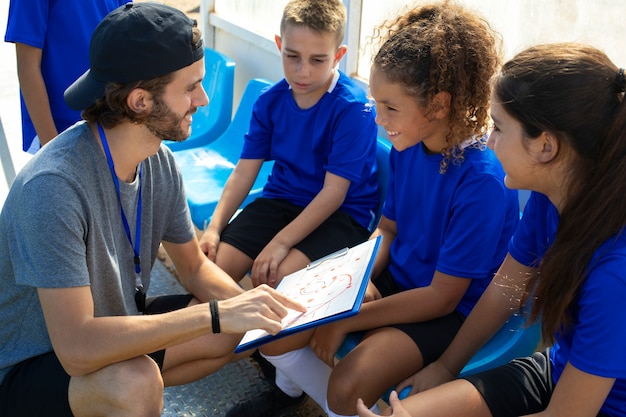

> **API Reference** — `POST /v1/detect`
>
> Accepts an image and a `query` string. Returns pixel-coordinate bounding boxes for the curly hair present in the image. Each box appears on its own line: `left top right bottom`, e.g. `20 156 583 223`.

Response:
372 1 501 173
280 0 346 46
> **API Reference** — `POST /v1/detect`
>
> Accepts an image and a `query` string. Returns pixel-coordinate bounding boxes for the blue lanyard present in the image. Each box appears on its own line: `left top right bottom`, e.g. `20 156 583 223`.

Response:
97 124 143 295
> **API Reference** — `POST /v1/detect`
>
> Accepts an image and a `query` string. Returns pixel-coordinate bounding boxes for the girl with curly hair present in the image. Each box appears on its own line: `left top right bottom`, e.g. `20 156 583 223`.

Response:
359 43 626 417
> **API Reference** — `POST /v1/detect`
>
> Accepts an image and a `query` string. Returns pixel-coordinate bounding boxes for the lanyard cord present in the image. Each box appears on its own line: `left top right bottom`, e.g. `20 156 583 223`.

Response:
97 123 143 292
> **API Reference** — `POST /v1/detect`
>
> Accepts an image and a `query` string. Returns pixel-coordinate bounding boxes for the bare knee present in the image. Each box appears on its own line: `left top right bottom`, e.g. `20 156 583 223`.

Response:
327 359 365 414
112 356 164 411
214 243 253 282
70 356 163 417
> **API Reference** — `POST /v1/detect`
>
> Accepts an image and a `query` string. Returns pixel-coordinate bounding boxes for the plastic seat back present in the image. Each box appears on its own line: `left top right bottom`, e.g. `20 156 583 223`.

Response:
458 308 541 376
518 189 531 213
173 78 274 229
165 48 235 152
369 137 392 231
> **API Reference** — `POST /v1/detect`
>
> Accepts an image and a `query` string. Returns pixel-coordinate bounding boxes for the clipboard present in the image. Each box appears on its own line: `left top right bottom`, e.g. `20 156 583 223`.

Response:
235 236 382 353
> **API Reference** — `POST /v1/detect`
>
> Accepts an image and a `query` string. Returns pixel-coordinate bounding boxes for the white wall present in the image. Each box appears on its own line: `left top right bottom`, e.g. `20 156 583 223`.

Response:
358 0 625 80
204 0 626 102
209 14 284 103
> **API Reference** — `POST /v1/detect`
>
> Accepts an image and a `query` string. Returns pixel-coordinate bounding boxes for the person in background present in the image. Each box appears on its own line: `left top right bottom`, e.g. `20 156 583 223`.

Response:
228 2 519 416
4 0 131 153
358 43 626 417
0 4 304 416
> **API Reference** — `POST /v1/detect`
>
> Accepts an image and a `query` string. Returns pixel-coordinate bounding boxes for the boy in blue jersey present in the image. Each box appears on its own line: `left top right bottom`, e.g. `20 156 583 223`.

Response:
4 0 131 153
199 0 378 290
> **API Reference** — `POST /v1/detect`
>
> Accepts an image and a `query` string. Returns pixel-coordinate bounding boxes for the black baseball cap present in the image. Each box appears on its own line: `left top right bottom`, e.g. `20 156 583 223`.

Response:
64 2 204 110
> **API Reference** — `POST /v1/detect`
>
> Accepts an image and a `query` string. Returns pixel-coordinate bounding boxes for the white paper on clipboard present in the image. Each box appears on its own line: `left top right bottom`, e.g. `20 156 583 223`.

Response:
235 236 382 353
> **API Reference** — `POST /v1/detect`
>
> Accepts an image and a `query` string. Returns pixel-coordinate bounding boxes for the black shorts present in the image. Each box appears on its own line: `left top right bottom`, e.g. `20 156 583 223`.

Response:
463 348 610 417
143 294 195 367
372 269 466 365
0 294 193 417
220 198 370 262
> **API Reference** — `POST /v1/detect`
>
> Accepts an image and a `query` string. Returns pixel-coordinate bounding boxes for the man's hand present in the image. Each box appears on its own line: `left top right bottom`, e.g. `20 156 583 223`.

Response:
217 284 306 335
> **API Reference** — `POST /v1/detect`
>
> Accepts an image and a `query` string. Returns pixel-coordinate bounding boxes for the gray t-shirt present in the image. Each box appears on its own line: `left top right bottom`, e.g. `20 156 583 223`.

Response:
0 121 195 382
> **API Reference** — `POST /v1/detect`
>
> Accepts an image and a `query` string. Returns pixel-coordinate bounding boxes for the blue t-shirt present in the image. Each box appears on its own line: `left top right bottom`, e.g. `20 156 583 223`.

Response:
384 142 519 316
241 70 379 230
4 0 130 151
509 192 626 416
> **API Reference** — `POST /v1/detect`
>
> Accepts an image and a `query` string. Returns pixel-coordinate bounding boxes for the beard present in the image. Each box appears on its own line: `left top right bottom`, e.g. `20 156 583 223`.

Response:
145 96 194 142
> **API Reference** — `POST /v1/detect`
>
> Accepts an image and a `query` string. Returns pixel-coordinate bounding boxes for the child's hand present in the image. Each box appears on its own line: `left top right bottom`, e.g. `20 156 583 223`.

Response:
396 360 456 396
364 280 382 302
310 321 348 367
251 241 290 287
198 228 221 261
357 391 408 416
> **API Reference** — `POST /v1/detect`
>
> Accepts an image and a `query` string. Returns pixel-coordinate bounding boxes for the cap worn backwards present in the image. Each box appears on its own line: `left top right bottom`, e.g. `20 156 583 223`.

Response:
64 2 204 110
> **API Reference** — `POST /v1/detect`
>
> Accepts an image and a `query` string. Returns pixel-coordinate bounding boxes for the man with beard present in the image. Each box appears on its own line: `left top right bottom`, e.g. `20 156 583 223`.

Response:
0 3 304 416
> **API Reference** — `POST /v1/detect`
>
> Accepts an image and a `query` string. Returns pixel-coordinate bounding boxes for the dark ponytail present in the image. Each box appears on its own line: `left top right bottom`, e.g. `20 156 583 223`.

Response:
493 43 626 343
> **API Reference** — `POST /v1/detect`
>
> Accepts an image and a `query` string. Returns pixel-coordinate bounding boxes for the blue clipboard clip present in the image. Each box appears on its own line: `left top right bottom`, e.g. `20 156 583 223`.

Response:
306 247 349 270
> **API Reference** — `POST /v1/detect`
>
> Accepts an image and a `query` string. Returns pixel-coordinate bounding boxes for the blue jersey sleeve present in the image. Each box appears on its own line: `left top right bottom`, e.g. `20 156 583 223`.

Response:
570 255 626 379
5 0 49 47
508 192 559 267
551 240 626 416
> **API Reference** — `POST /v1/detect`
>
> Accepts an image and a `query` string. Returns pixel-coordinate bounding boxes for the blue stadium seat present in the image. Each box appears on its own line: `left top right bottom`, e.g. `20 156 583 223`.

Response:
165 48 235 152
369 137 391 232
173 78 274 230
458 307 541 377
